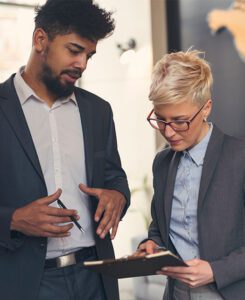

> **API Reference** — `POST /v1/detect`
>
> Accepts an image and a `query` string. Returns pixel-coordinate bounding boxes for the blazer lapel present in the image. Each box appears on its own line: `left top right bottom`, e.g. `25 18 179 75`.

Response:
0 76 45 183
198 125 224 212
163 152 181 241
75 89 94 186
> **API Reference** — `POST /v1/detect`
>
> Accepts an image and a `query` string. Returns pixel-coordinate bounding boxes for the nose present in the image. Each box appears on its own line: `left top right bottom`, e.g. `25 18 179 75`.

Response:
74 54 88 71
162 124 176 138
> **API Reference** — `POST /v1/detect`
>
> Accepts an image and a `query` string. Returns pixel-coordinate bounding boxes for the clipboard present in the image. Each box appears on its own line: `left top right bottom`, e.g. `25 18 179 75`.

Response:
83 250 187 278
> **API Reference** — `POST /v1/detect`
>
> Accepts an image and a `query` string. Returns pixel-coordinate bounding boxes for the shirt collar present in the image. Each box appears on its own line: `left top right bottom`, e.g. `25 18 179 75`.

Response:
184 123 213 166
14 66 77 106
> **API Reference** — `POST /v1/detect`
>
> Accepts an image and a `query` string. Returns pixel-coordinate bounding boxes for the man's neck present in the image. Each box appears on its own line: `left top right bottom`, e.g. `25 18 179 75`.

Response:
22 66 57 107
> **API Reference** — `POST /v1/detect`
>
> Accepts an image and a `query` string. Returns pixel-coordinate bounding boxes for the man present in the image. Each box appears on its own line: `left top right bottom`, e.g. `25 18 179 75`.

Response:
0 1 130 299
138 50 245 299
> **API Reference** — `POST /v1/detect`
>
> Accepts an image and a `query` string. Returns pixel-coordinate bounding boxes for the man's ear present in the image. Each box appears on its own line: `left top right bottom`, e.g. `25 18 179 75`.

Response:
33 28 48 53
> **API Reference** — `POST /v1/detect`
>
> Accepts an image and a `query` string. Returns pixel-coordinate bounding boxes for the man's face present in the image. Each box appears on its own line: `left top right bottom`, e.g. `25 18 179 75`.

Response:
154 100 212 151
39 33 97 98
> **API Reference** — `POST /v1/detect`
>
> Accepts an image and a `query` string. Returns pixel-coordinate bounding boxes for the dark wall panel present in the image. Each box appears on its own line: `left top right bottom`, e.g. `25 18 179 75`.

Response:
166 0 245 137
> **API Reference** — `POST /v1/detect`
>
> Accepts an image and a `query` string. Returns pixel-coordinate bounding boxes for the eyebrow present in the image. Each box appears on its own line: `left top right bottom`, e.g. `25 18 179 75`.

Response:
154 112 189 120
68 43 96 55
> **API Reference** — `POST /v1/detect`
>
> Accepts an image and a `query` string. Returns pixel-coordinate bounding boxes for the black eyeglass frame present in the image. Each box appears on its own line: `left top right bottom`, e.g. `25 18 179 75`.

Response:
147 103 206 132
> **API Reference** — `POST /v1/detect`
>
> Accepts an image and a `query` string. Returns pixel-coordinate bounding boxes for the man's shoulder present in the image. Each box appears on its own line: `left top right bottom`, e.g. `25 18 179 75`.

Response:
0 74 15 95
75 87 111 109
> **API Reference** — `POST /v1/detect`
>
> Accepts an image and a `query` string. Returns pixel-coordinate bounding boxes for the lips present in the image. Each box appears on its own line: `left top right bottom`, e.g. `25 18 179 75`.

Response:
62 70 82 82
67 72 81 79
168 139 182 145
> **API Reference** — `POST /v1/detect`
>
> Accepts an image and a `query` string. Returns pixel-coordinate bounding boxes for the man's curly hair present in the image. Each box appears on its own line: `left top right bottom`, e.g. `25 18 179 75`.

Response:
34 0 115 41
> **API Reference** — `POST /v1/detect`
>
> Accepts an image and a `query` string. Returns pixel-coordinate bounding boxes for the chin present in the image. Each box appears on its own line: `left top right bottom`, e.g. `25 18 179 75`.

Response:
171 147 184 152
171 143 189 152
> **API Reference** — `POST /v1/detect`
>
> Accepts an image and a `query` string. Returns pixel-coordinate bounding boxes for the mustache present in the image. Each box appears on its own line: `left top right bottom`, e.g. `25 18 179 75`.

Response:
61 69 82 79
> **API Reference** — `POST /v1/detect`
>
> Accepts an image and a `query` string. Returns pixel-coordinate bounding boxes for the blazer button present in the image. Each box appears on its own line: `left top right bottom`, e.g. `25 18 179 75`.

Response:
40 239 46 248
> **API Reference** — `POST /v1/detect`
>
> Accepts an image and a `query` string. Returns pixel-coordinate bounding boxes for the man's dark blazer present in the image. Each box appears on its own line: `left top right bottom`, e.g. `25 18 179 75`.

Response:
0 75 130 300
148 125 245 300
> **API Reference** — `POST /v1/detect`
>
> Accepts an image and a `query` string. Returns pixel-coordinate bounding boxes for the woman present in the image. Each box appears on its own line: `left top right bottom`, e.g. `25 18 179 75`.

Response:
138 50 245 300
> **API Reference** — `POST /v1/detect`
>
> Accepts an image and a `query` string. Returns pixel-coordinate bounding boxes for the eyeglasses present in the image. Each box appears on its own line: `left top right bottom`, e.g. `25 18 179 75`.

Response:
147 103 206 132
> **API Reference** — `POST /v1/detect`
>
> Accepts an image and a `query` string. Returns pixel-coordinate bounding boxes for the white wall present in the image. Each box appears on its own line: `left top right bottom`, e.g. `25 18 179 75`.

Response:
0 6 34 81
82 1 156 297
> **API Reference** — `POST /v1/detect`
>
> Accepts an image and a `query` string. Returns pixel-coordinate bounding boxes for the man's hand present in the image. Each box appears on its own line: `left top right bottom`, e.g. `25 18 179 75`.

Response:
79 184 126 239
11 189 79 238
158 259 214 288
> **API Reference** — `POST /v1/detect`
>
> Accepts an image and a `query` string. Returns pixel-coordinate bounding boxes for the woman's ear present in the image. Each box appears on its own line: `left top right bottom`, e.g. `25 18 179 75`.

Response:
203 99 212 120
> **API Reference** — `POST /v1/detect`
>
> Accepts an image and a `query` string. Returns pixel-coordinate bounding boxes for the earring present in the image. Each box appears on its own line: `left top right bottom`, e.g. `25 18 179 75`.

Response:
203 117 207 122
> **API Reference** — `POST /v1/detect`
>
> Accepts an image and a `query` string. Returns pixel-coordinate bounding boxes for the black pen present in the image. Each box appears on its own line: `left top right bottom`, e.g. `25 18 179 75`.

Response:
154 246 167 251
57 199 84 233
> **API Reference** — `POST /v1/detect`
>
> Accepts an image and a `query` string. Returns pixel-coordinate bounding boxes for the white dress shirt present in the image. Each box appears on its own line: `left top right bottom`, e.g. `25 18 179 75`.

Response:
14 68 95 259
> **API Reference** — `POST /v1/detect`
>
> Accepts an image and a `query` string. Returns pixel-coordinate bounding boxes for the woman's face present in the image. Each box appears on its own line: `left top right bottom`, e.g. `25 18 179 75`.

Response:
153 100 212 151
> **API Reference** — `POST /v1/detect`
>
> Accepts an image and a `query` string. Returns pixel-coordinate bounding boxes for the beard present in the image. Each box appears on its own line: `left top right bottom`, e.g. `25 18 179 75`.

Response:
39 62 81 99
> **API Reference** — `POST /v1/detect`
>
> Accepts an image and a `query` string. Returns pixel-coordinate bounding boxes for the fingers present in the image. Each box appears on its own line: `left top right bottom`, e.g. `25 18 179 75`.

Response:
95 192 125 239
138 240 157 254
161 266 192 274
134 241 157 257
37 189 62 205
11 189 80 237
94 200 106 222
134 243 147 257
79 186 126 239
138 242 147 251
42 214 79 224
96 203 118 238
156 267 192 283
44 223 74 236
132 249 146 257
46 206 78 217
110 214 120 240
98 198 124 239
162 259 198 273
38 223 74 238
110 200 125 239
18 216 75 238
79 184 101 198
146 240 157 254
139 241 157 253
185 259 199 267
37 189 78 217
79 184 104 222
158 259 214 288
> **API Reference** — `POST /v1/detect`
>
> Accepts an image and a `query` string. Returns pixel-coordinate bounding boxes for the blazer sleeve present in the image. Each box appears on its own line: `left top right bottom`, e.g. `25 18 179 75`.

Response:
103 106 130 218
210 179 245 290
137 199 165 248
0 207 25 253
210 248 245 290
147 198 166 247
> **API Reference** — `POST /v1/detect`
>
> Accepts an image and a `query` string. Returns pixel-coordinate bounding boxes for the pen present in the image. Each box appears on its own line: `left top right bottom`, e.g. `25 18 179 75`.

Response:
57 199 85 233
154 246 167 251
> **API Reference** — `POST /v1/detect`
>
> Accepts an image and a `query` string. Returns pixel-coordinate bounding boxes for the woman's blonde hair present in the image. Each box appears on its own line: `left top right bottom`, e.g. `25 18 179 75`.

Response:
149 49 213 106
